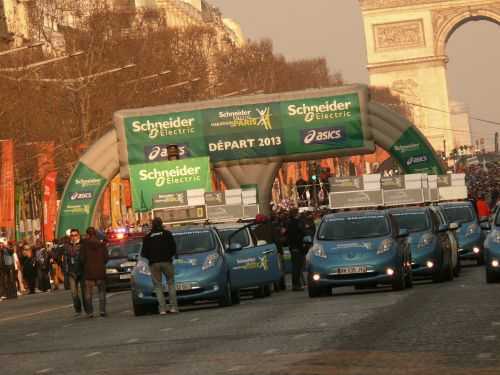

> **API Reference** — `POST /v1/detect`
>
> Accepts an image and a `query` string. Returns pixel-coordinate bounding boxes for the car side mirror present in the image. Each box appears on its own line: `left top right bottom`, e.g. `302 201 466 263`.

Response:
449 222 459 231
227 243 243 252
438 224 449 233
480 222 491 230
303 236 313 245
397 228 409 238
256 240 267 246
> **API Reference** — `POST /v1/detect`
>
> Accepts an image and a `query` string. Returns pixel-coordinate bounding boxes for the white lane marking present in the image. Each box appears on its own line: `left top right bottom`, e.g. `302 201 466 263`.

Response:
483 335 497 341
84 352 102 358
126 338 139 344
0 304 72 323
189 318 200 322
26 332 39 337
62 324 72 328
492 322 500 326
263 349 279 355
35 368 53 374
121 310 131 315
293 333 309 340
319 323 327 327
160 328 172 332
477 353 493 359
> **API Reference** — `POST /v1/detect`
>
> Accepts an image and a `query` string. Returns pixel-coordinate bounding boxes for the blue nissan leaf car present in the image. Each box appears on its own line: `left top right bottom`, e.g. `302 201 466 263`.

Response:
306 210 412 297
439 201 485 265
131 225 282 315
481 212 500 283
390 207 455 282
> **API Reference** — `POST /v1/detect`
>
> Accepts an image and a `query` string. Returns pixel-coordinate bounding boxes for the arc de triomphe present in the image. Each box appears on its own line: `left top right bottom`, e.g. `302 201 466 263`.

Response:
360 0 500 153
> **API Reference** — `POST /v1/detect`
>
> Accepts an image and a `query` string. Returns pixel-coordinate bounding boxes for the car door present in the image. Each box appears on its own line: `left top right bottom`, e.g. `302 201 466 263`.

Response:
225 228 281 289
432 208 456 268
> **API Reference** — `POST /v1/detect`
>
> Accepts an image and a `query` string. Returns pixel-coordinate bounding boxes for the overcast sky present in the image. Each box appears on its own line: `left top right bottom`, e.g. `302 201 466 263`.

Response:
210 0 500 150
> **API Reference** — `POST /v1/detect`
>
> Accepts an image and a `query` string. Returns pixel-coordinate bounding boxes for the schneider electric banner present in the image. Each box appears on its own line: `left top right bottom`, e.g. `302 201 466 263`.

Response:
57 163 107 238
128 157 211 211
121 92 366 165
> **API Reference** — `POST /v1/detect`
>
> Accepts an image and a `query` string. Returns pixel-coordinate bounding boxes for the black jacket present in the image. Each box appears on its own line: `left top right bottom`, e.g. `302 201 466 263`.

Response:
142 229 177 264
64 242 83 277
286 216 305 250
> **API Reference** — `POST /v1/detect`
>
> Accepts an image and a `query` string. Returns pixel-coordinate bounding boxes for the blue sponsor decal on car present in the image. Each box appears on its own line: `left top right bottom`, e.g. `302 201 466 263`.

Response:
301 127 346 145
144 144 190 161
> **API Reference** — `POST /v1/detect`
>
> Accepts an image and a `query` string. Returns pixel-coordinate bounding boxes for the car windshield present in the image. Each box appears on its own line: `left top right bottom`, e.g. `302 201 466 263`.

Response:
442 206 474 224
392 211 430 233
173 230 216 254
318 214 390 240
108 241 142 259
218 228 250 248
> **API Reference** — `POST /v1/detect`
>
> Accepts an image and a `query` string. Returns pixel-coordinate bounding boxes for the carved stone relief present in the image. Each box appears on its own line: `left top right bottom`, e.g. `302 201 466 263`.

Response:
391 79 427 130
373 19 426 51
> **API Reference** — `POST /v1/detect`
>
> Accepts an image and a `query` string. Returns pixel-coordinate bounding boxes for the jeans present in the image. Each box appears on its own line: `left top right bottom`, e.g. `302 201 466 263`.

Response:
68 274 85 313
150 262 178 313
84 279 106 315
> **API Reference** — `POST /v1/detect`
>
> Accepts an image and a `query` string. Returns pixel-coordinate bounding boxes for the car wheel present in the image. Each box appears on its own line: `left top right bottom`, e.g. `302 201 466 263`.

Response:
133 301 155 317
477 254 485 266
453 257 461 277
392 267 406 291
445 253 454 282
231 290 241 305
218 281 233 307
308 284 323 298
433 253 446 283
486 269 497 283
405 268 413 289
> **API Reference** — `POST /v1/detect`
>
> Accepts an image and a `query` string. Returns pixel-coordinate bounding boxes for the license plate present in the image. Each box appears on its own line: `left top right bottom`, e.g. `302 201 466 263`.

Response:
163 283 192 292
337 266 368 275
176 283 192 291
119 274 131 280
121 262 136 268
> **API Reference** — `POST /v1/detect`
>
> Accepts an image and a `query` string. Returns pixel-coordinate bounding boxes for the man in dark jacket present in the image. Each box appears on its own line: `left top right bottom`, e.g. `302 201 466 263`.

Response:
80 227 108 318
286 209 306 291
64 229 86 316
142 218 178 314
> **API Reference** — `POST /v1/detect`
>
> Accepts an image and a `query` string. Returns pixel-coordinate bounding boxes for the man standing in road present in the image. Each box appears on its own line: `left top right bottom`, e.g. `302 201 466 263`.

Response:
64 229 85 316
142 218 179 315
287 209 306 291
80 227 108 318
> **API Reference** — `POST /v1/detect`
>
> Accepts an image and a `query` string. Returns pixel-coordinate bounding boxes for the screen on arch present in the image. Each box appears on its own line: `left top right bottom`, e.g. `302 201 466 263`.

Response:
128 157 212 212
122 92 365 165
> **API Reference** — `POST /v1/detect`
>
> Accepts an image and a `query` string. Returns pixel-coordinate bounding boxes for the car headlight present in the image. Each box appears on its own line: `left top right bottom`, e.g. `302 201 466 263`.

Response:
135 260 151 276
418 233 434 249
106 268 118 274
202 253 220 271
377 239 393 254
465 223 478 237
310 243 327 259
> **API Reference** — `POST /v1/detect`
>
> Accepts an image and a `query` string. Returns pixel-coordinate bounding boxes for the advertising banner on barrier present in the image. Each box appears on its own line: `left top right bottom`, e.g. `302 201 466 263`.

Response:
121 93 366 166
0 140 15 230
57 163 107 237
43 171 58 241
129 157 211 211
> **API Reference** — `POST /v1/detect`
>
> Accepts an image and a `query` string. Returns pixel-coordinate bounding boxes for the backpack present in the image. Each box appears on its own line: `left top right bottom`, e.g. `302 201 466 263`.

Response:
3 251 13 267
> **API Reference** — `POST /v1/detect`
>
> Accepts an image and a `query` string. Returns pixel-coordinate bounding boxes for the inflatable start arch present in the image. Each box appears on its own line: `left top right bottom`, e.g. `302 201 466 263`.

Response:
56 85 444 237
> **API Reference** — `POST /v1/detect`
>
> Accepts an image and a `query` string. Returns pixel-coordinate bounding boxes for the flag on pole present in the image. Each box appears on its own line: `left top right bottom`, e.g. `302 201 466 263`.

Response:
0 140 15 232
